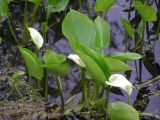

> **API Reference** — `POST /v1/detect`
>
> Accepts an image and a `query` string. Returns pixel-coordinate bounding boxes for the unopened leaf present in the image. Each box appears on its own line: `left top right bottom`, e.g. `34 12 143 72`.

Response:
12 70 25 80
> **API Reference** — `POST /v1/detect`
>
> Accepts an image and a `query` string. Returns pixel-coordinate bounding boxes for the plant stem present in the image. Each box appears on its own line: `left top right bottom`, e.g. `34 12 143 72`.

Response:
18 82 30 94
7 18 19 44
135 75 160 89
128 95 131 105
29 75 35 99
56 75 64 112
139 112 160 120
81 69 86 103
30 5 39 26
0 87 13 105
152 21 160 50
105 85 110 109
22 0 29 43
79 0 82 12
44 70 49 102
95 81 100 99
15 85 23 98
87 0 91 18
84 78 93 114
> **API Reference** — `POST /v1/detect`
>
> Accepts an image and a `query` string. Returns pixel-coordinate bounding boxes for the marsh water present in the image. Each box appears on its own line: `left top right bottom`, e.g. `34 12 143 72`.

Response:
0 0 160 120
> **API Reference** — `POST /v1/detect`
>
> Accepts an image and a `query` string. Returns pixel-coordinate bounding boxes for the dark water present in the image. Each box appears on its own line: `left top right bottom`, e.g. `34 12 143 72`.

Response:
0 0 160 119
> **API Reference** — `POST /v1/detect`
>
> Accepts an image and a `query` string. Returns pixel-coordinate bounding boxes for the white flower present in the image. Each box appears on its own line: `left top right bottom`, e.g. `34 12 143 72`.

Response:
68 54 85 68
28 27 43 49
106 74 133 95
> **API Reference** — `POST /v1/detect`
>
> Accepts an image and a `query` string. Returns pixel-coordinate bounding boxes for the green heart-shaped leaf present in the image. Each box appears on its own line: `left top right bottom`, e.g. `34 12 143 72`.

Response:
62 9 96 48
108 101 139 120
19 47 43 81
133 1 157 22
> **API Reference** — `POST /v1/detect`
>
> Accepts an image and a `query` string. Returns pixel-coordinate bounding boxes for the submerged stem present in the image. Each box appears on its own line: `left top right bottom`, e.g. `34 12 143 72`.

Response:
128 95 131 105
0 87 13 105
30 5 39 26
139 112 160 120
56 75 64 112
29 75 35 99
44 70 49 102
7 18 19 44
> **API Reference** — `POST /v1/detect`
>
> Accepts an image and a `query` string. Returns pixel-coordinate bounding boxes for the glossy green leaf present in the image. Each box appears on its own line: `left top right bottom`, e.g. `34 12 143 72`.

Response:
62 9 96 48
94 0 116 13
43 50 66 64
133 1 157 22
104 57 133 72
28 0 42 5
73 42 111 80
19 48 43 81
0 0 8 16
43 63 69 75
77 51 106 84
43 50 69 75
120 18 134 38
47 0 69 12
94 16 110 48
106 52 142 62
108 101 139 120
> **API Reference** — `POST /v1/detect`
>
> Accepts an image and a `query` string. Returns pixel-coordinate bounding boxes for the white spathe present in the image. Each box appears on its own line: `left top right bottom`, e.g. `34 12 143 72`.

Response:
106 74 133 95
28 28 43 49
68 54 85 68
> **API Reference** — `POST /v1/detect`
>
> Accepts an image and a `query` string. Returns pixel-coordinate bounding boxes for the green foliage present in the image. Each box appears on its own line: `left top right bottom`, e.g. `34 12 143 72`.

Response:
107 101 139 120
77 51 107 84
43 50 69 75
73 42 111 80
94 97 107 109
106 52 142 62
62 9 96 48
19 47 43 81
28 0 42 5
11 70 25 80
104 57 133 72
0 0 8 16
120 18 134 38
94 16 110 49
133 1 157 22
94 0 116 13
47 0 69 12
41 22 48 34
